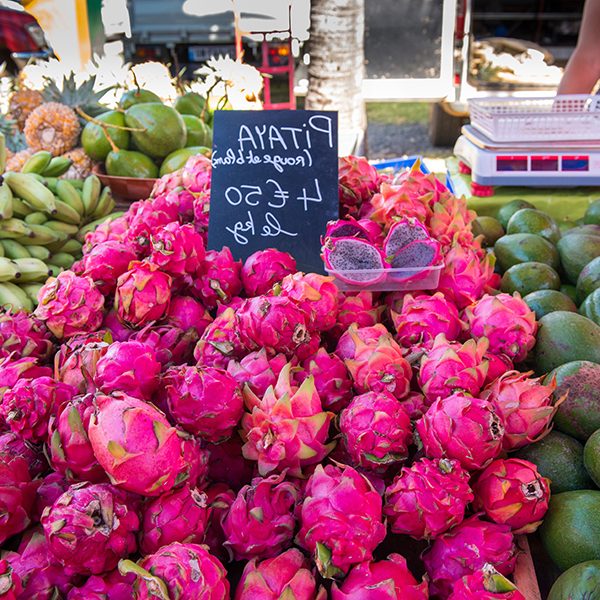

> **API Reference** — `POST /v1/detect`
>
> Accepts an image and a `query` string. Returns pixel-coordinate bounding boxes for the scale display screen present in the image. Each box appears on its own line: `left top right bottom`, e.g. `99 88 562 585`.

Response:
562 156 589 171
496 156 528 171
531 156 559 171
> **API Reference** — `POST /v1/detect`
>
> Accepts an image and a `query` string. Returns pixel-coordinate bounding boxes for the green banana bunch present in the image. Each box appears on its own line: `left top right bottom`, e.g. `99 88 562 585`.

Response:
13 257 52 283
0 257 20 282
21 151 52 175
55 179 85 217
81 174 102 217
18 282 44 307
0 240 30 260
0 218 32 240
41 156 72 178
0 281 34 312
90 186 115 221
3 171 57 214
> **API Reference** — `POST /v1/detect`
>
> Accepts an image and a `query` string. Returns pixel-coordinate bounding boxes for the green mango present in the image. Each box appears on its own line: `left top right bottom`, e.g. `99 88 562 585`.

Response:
119 88 163 110
159 146 211 177
124 103 187 159
105 149 159 179
173 92 213 126
182 114 213 148
81 110 130 162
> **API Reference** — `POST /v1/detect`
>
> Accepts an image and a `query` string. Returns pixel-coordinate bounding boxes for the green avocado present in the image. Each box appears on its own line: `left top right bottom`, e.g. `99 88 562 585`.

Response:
173 92 213 126
124 103 187 159
159 146 211 177
118 88 163 110
562 284 579 306
81 110 130 161
584 198 600 226
545 360 600 442
534 311 600 375
580 288 600 327
500 261 561 296
557 234 600 284
181 114 213 148
548 560 600 600
494 233 560 273
105 149 159 179
577 256 600 305
515 430 596 494
496 198 535 229
523 289 577 320
470 216 505 247
563 224 600 238
506 208 562 246
539 490 600 571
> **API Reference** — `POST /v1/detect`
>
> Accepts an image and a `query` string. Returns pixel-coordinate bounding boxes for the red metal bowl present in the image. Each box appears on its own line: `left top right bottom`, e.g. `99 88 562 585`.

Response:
92 164 157 201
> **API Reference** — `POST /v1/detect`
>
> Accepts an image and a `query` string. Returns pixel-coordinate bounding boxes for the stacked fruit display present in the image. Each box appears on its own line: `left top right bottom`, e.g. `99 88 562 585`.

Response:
0 150 572 600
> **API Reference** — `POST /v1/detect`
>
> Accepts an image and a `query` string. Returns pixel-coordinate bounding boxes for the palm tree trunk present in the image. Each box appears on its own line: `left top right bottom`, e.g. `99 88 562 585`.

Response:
305 0 367 155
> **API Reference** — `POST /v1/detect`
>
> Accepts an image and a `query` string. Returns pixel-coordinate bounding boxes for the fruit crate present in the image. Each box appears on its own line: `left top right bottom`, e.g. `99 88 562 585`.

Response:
468 95 600 143
325 265 443 292
513 535 544 600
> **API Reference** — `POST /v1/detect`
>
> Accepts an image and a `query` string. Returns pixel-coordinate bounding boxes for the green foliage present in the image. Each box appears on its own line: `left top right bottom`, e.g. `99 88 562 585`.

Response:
366 102 431 125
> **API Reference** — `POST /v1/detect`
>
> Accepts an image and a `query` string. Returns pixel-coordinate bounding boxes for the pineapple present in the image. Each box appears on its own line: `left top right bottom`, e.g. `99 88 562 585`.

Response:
0 112 27 153
8 89 44 131
61 146 95 180
5 147 35 172
23 102 80 156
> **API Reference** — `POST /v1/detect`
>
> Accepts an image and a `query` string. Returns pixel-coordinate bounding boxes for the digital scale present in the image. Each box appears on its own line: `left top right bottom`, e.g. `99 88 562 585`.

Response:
454 124 600 188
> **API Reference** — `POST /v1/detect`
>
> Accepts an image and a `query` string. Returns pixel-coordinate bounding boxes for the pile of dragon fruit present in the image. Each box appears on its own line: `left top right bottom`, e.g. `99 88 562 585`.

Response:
0 153 554 600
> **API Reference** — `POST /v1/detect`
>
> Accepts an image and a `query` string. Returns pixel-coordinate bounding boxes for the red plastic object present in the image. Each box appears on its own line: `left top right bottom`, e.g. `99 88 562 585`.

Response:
471 182 494 197
458 161 472 174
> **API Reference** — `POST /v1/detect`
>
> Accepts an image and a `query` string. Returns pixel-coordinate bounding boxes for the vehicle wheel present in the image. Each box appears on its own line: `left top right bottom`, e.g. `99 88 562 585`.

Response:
429 102 466 147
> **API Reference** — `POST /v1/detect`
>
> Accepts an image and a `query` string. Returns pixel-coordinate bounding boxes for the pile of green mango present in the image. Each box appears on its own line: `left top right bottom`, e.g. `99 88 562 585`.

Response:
81 89 213 179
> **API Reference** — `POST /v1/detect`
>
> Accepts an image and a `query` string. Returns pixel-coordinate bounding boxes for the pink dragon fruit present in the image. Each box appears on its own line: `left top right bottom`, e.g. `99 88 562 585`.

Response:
422 514 518 600
480 370 559 451
220 472 301 561
236 295 313 356
53 331 110 394
484 352 514 386
6 526 76 600
400 391 428 420
31 472 70 523
83 215 130 254
472 458 550 534
383 218 430 256
342 326 412 400
427 194 478 251
335 323 395 361
295 463 386 578
149 221 206 281
0 452 37 544
131 324 199 369
0 376 78 442
0 431 47 478
0 355 53 403
278 271 340 332
369 182 431 232
119 542 229 600
47 394 107 483
339 391 412 471
415 393 505 472
193 190 210 233
34 271 105 339
418 334 489 404
202 483 236 562
386 238 442 282
227 348 290 398
191 247 243 309
102 309 134 342
0 558 22 600
181 153 212 192
241 363 335 478
65 568 136 600
0 308 52 362
94 340 161 400
139 485 212 556
464 293 537 363
164 365 243 443
392 160 450 203
194 307 246 369
179 432 210 489
391 292 465 349
447 564 527 600
40 482 139 576
165 295 212 335
241 249 297 297
115 261 172 329
296 347 353 413
383 457 473 540
321 236 388 285
324 218 373 242
436 244 495 310
122 196 180 256
88 391 190 496
329 291 386 339
338 155 381 207
205 434 255 492
80 241 138 297
151 167 184 196
234 548 327 600
331 554 429 600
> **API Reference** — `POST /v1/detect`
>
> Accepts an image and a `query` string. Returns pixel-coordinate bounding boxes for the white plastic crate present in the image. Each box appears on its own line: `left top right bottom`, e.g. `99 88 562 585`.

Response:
468 95 600 142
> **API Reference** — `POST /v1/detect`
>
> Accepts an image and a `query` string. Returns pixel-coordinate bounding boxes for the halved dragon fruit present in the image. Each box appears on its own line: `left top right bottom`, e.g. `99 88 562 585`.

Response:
324 218 372 242
388 239 442 282
322 237 388 285
384 218 431 258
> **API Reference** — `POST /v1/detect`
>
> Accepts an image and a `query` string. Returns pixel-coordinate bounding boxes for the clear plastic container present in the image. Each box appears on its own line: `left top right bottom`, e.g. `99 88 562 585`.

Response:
325 265 443 292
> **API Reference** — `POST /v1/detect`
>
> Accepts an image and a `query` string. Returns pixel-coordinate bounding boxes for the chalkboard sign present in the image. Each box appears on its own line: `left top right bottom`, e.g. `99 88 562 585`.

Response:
207 110 339 274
